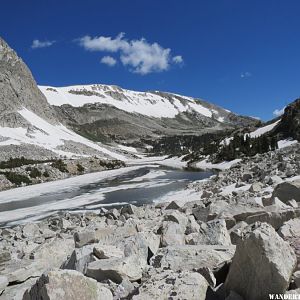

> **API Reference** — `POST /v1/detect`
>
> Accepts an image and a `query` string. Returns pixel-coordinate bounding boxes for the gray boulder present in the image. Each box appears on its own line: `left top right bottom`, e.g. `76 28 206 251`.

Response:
2 237 74 284
186 219 231 246
278 218 300 240
151 245 235 272
272 179 300 202
293 270 300 288
225 223 297 299
249 182 264 193
165 200 183 210
160 221 185 247
93 244 124 259
62 244 96 273
278 218 300 270
164 211 188 228
245 208 300 230
22 223 40 239
132 270 208 300
86 255 143 283
121 204 138 215
0 275 8 293
23 269 113 300
229 221 249 245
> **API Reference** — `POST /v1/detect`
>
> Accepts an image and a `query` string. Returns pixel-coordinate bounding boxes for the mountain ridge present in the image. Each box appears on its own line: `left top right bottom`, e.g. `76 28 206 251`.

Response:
39 84 257 143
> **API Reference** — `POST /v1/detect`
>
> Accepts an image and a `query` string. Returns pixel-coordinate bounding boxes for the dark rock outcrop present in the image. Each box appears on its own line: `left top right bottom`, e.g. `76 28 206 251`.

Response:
273 98 300 141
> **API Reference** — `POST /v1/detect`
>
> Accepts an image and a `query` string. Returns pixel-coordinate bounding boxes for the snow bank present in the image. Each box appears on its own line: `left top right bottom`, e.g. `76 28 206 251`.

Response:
157 156 187 169
195 158 241 170
118 144 138 153
249 120 280 138
278 139 298 149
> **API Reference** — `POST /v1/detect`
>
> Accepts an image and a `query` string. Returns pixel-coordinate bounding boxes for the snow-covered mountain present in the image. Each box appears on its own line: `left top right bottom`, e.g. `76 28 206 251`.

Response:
39 84 257 143
40 84 228 120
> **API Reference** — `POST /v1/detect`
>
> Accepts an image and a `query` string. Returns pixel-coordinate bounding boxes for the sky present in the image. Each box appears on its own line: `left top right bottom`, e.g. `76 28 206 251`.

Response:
1 0 300 120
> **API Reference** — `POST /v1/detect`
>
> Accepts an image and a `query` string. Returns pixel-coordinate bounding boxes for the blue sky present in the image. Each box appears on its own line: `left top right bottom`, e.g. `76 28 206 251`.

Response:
1 0 300 120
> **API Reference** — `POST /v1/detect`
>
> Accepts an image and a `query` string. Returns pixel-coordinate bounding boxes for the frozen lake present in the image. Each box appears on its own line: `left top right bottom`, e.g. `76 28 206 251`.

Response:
0 165 212 226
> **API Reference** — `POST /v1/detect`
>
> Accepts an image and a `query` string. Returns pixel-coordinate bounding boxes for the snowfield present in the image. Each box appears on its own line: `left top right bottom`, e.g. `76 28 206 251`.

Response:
39 84 225 120
0 108 126 160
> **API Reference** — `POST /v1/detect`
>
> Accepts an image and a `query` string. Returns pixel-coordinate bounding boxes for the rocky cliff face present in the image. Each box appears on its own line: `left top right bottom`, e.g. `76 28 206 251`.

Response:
0 38 58 127
273 99 300 141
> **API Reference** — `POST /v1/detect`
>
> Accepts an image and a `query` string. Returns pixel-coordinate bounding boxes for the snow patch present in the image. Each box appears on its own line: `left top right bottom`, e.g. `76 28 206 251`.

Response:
278 139 298 149
118 144 138 153
249 120 280 138
195 158 241 170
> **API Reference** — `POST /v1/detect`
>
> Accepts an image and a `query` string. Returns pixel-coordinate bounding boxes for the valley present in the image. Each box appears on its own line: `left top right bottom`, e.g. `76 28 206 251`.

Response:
0 35 300 300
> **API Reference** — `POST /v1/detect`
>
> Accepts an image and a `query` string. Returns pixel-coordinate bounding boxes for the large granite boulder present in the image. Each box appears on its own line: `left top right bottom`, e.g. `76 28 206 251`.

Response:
86 255 143 283
225 223 296 299
278 218 300 270
132 270 208 300
151 245 235 272
23 269 112 300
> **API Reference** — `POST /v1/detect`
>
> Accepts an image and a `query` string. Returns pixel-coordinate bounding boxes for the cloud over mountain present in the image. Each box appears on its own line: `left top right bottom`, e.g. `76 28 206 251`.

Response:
78 33 183 74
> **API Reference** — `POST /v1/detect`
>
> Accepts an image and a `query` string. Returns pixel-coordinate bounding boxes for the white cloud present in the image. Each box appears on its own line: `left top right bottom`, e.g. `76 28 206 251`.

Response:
172 55 183 64
31 39 55 49
240 71 252 78
78 33 182 75
79 33 128 52
273 107 285 117
100 56 117 66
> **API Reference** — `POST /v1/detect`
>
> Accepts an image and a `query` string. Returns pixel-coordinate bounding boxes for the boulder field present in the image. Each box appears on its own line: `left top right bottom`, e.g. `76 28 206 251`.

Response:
1 143 300 299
